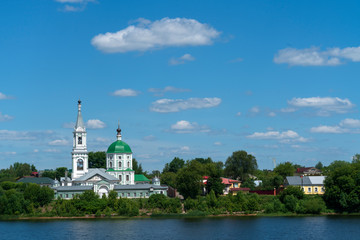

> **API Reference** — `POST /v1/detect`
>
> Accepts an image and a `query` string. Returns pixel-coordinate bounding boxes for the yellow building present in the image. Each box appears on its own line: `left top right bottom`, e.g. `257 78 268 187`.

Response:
285 176 326 195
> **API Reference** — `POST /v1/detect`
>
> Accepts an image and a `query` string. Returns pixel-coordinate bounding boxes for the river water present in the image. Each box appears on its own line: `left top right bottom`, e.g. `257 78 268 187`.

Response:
1 216 359 240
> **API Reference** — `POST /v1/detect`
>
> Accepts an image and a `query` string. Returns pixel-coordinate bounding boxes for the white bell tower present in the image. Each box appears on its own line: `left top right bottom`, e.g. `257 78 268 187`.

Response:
71 99 88 179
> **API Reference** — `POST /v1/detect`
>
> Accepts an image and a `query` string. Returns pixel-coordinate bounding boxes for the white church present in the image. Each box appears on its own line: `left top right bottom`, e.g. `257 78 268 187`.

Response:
53 100 167 199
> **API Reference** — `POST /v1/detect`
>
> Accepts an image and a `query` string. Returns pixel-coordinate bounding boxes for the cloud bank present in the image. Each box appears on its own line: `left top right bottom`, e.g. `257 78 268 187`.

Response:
91 18 220 53
150 97 221 113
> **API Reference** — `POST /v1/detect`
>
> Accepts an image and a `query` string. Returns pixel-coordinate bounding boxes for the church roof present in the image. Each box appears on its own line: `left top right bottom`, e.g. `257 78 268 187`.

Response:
17 177 54 185
135 174 150 182
54 185 93 191
107 140 132 153
75 100 85 130
73 168 118 182
114 183 168 190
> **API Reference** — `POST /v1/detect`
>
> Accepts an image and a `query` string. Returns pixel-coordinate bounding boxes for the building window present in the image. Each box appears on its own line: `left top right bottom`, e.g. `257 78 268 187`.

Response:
78 136 82 144
140 192 143 197
109 154 113 160
314 187 318 192
308 187 311 193
127 155 130 159
109 162 113 168
122 193 124 197
60 194 63 198
72 194 74 198
119 175 122 181
77 159 83 170
126 175 129 181
66 194 68 198
146 192 149 196
321 187 325 192
160 191 163 194
127 193 130 197
134 193 136 197
127 162 130 168
119 156 122 160
119 162 122 168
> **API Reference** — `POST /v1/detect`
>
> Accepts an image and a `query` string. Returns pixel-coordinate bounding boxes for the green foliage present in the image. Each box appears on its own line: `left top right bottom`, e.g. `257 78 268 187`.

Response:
283 195 298 212
280 186 304 202
132 158 143 174
176 167 202 199
160 172 177 188
224 150 257 181
241 178 256 190
146 194 181 213
323 160 360 213
0 162 35 181
206 176 225 196
296 197 326 214
42 167 70 180
274 162 295 179
315 161 324 170
116 198 139 216
163 157 185 173
88 151 106 168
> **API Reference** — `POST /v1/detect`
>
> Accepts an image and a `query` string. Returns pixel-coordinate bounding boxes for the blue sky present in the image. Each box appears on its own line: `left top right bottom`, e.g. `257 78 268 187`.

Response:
1 0 360 171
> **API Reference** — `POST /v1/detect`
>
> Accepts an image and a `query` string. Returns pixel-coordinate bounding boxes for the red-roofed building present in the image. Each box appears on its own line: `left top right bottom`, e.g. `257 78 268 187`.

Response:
203 176 243 195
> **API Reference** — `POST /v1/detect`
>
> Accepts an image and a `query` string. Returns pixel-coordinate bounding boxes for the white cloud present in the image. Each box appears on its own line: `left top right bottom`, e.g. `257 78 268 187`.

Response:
288 97 354 115
214 141 222 146
63 122 75 128
150 97 221 113
56 0 94 12
43 149 61 153
148 86 191 96
310 125 346 134
112 89 140 97
339 118 360 128
0 92 12 100
169 53 195 65
0 130 54 141
170 120 210 133
280 108 296 113
236 112 242 116
274 46 360 66
249 106 260 114
86 119 106 129
143 135 157 141
247 130 308 143
91 17 220 53
311 118 360 134
0 151 16 155
268 112 276 117
33 149 39 153
180 146 190 151
0 112 14 122
49 139 69 146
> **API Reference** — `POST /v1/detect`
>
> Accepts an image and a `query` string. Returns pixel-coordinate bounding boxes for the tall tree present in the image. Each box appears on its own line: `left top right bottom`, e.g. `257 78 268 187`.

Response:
224 150 257 181
176 167 202 199
274 162 295 179
132 158 143 174
163 157 185 173
315 161 324 170
88 151 106 168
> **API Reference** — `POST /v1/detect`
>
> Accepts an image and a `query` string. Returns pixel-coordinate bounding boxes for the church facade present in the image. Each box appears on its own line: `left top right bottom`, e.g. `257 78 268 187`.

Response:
53 100 167 199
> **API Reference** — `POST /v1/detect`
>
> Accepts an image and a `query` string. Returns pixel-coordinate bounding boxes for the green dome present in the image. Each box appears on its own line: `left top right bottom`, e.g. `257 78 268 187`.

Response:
107 140 132 153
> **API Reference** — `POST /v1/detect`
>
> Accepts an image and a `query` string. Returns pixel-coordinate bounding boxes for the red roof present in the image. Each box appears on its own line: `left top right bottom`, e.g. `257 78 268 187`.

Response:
221 177 240 185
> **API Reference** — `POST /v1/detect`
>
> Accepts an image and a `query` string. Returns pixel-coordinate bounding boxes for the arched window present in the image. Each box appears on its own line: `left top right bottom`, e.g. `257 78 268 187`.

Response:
77 159 83 170
119 156 122 160
119 175 122 181
78 136 82 144
126 175 129 181
119 162 122 168
127 161 130 168
109 162 113 168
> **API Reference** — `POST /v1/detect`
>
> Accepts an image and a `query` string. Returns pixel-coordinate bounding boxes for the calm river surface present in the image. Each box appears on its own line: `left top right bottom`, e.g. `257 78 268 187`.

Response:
1 216 360 240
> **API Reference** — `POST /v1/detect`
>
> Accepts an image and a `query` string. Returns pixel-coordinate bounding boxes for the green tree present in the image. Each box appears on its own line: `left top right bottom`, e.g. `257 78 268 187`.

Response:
88 151 106 168
132 158 143 174
274 162 295 179
323 160 360 212
315 161 324 170
163 157 185 173
224 150 257 181
176 167 202 199
160 172 177 188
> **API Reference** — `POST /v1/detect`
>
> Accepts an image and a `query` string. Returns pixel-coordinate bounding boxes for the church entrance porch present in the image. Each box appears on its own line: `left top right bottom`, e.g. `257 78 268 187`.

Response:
98 186 109 198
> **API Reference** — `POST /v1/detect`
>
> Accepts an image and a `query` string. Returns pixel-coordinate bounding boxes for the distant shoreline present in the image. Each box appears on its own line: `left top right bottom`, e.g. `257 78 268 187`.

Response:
1 212 358 221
